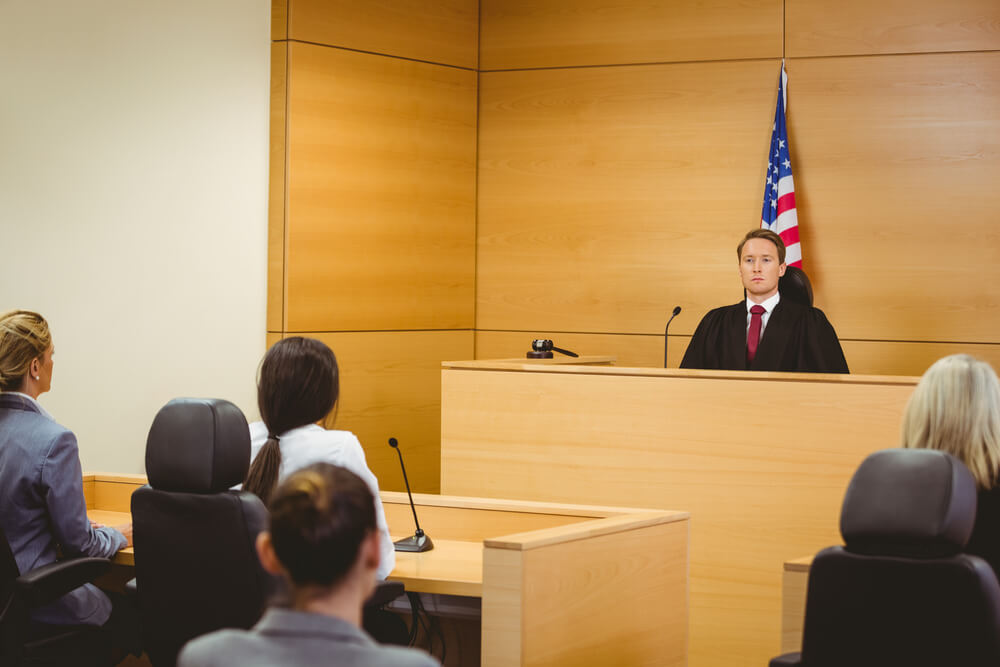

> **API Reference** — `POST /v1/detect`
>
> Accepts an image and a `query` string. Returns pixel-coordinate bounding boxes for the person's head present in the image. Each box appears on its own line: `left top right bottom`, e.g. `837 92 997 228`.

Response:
737 229 787 303
244 337 340 505
0 310 54 397
256 463 380 608
901 355 1000 490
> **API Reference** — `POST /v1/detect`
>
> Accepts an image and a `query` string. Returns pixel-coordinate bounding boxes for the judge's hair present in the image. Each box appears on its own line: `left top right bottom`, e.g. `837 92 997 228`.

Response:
244 337 339 506
901 354 1000 490
0 310 51 392
268 463 376 587
737 229 786 264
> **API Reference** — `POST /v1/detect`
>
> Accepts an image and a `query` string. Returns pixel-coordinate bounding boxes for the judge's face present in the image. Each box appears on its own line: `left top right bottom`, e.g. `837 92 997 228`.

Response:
739 238 786 303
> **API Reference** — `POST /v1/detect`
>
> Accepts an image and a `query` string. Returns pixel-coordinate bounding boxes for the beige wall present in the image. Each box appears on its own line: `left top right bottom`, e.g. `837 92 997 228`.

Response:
477 0 1000 376
269 0 479 492
0 0 271 472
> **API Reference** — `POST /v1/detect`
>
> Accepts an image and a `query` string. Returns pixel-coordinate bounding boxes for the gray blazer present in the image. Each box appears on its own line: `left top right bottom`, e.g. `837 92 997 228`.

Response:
178 608 439 667
0 393 126 625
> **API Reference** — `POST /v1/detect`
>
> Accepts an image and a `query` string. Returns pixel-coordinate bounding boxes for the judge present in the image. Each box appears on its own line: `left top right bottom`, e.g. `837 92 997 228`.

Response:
680 229 848 373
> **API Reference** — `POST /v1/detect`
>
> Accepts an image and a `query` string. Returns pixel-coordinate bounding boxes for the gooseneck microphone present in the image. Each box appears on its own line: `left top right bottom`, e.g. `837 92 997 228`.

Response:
388 437 433 552
664 306 682 368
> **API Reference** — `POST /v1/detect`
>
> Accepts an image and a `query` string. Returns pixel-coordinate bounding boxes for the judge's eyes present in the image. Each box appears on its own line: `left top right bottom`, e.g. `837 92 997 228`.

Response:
743 257 773 264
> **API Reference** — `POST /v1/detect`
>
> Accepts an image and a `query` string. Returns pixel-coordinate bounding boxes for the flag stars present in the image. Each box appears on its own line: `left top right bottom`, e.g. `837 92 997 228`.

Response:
778 139 785 149
782 159 791 169
771 199 778 208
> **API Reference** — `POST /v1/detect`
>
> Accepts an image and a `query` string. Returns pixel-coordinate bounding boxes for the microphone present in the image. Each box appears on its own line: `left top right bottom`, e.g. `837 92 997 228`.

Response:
388 437 433 552
664 306 682 368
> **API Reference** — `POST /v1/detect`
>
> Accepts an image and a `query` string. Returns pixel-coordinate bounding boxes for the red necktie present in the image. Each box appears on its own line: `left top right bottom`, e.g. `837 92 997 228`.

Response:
747 305 766 364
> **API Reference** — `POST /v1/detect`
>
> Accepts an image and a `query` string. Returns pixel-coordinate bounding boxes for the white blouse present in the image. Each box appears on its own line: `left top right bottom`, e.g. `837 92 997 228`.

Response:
248 421 396 580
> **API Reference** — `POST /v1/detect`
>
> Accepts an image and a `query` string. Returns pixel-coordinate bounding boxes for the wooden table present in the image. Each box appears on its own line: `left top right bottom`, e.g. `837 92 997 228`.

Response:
440 359 919 667
85 473 689 667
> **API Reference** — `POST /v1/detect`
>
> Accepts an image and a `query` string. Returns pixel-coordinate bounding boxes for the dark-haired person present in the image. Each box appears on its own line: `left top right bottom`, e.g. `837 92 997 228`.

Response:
179 464 437 667
0 310 136 657
680 229 849 373
242 337 394 579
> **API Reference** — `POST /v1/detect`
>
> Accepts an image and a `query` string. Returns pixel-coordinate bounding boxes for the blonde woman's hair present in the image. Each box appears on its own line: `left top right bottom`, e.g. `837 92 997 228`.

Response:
901 354 1000 489
0 310 51 392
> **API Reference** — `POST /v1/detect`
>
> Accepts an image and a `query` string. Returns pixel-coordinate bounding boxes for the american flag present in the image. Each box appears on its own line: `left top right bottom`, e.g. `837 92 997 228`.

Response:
761 62 801 267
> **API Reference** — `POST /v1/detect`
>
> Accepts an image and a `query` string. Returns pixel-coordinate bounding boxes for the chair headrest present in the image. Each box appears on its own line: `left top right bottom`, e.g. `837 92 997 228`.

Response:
779 266 814 307
840 449 977 558
145 398 250 494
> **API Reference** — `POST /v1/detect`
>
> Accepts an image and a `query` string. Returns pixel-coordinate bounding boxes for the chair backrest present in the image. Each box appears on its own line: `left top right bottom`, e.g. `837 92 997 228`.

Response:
131 398 269 667
0 523 25 663
799 449 1000 667
778 265 813 307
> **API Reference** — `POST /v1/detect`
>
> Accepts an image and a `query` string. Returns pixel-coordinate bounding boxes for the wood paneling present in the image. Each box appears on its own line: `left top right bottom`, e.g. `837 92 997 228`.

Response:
478 60 780 336
781 557 812 655
787 0 1000 58
267 42 287 332
478 331 1000 378
311 330 473 494
480 0 781 70
788 53 1000 344
441 364 917 667
288 0 478 69
285 43 476 332
271 0 287 41
841 340 1000 377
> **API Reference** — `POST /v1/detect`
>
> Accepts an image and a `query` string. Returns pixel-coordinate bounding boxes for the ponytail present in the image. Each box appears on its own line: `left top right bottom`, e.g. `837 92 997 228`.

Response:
244 436 282 506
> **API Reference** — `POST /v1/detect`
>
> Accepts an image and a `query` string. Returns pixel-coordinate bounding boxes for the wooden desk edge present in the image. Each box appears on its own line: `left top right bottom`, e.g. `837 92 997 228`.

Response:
443 360 920 386
484 510 690 551
784 555 816 572
443 356 616 369
382 490 663 518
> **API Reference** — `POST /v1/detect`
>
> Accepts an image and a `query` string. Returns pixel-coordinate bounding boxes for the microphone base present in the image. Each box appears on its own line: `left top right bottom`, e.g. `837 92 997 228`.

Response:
393 533 434 552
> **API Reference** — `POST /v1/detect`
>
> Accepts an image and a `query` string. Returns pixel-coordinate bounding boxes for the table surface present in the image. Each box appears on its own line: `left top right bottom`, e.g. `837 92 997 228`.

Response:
87 509 484 596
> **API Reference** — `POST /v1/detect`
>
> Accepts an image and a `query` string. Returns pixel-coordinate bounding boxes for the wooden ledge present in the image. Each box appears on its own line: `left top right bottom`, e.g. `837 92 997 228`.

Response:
485 510 689 551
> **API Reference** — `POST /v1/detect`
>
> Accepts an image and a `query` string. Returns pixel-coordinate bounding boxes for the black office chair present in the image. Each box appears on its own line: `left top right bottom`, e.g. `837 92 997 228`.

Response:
131 398 269 667
0 523 111 667
770 448 1000 667
778 265 813 306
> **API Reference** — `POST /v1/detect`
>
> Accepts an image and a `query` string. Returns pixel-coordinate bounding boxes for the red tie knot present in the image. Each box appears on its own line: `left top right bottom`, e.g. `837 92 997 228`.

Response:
750 305 766 315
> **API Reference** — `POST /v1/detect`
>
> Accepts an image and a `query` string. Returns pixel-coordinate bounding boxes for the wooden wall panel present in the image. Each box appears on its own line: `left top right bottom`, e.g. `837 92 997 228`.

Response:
288 0 478 69
267 42 287 332
841 341 1000 378
310 330 473 494
285 43 476 332
271 0 287 41
787 0 1000 58
480 0 781 70
478 60 779 336
788 53 1000 344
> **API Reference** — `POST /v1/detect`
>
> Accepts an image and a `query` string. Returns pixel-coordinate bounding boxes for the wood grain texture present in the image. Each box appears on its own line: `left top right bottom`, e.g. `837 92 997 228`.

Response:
285 42 476 332
480 0 781 70
488 518 689 667
786 0 1000 58
479 331 1000 377
312 330 473 494
267 41 287 332
482 546 524 666
441 365 917 667
288 0 478 69
389 537 484 596
384 503 596 543
477 60 780 336
271 0 287 41
787 53 1000 345
781 558 812 654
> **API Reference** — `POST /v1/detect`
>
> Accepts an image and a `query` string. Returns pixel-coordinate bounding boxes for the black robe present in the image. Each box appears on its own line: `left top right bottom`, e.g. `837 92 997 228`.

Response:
680 299 849 373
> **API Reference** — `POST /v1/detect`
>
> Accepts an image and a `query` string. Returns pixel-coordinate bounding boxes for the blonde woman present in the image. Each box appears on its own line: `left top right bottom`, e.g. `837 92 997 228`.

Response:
0 310 132 628
901 354 1000 571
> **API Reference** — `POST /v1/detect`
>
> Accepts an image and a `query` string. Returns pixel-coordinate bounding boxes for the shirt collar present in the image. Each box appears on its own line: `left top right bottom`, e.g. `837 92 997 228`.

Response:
0 391 54 420
746 291 781 314
254 608 374 645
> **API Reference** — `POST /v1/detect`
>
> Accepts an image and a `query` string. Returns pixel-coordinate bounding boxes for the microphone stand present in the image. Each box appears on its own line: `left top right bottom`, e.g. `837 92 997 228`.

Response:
664 306 682 367
389 437 433 552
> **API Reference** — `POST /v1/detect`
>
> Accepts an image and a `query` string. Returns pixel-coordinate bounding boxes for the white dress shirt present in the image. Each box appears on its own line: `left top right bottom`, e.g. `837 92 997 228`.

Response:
745 292 781 338
248 422 396 580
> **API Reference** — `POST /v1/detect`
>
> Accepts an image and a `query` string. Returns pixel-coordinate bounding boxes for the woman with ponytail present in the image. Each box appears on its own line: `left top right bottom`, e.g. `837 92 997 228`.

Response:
180 464 436 667
243 337 394 579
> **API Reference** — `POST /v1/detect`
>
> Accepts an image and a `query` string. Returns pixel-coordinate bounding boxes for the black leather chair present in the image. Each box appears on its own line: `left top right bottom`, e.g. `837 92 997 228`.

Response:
770 448 1000 667
0 523 111 667
778 265 813 306
131 398 269 667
